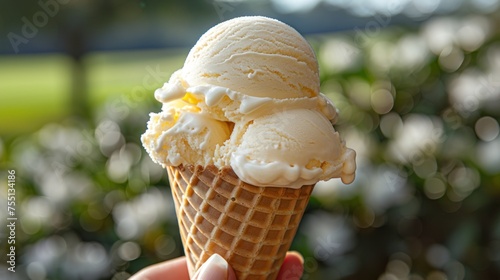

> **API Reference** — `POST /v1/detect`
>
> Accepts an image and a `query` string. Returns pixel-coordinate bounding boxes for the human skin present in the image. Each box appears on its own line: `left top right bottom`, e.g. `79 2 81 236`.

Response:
130 251 304 280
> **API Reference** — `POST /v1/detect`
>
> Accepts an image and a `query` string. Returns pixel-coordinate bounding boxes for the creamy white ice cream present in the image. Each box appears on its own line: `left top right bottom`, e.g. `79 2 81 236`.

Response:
182 16 320 99
142 16 356 187
219 109 356 186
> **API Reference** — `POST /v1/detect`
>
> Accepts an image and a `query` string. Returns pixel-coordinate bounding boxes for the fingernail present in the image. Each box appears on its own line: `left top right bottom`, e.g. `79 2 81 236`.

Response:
193 254 228 280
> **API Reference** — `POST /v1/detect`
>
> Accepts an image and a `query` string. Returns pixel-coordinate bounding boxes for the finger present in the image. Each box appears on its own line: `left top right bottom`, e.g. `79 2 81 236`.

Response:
130 256 189 280
276 251 304 280
227 259 237 280
193 254 237 280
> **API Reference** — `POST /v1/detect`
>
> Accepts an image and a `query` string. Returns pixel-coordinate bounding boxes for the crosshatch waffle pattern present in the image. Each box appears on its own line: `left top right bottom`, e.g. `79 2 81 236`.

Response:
167 165 314 280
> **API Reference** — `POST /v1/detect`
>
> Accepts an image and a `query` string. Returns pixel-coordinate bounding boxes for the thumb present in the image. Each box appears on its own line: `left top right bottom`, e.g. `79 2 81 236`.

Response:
192 254 237 280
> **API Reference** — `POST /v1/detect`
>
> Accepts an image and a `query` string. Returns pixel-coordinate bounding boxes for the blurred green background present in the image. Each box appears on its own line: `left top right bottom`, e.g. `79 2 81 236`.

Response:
1 0 500 279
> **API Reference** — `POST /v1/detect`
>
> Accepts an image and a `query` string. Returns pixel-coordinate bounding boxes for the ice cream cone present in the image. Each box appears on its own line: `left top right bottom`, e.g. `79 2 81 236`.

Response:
167 164 314 280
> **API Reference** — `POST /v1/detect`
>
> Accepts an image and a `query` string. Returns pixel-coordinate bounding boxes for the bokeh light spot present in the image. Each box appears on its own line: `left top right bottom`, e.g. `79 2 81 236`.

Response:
116 216 139 240
96 120 124 157
369 41 394 73
444 261 466 280
427 270 448 280
270 0 321 13
371 89 394 114
439 46 464 72
413 157 437 178
75 242 107 264
389 114 443 164
21 197 55 234
301 212 354 261
80 213 102 232
424 177 447 200
354 207 375 228
107 150 133 183
88 202 109 220
386 259 410 278
475 137 500 174
320 38 361 73
457 16 490 52
380 113 403 138
423 18 457 55
475 116 499 141
395 35 429 70
412 0 440 15
447 167 480 200
426 244 450 268
26 262 46 280
347 77 372 109
155 235 177 257
118 241 141 261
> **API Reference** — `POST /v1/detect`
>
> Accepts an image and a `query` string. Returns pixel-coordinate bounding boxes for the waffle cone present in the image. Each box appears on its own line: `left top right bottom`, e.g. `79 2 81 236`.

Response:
167 165 314 280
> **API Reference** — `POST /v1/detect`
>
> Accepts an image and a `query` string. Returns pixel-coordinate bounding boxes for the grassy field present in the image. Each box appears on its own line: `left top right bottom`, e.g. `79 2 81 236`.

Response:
0 54 71 134
0 49 187 135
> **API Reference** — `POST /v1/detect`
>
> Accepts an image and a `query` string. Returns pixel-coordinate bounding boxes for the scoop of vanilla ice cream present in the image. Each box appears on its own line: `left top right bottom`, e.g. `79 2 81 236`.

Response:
182 16 320 99
215 109 356 187
142 100 230 167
